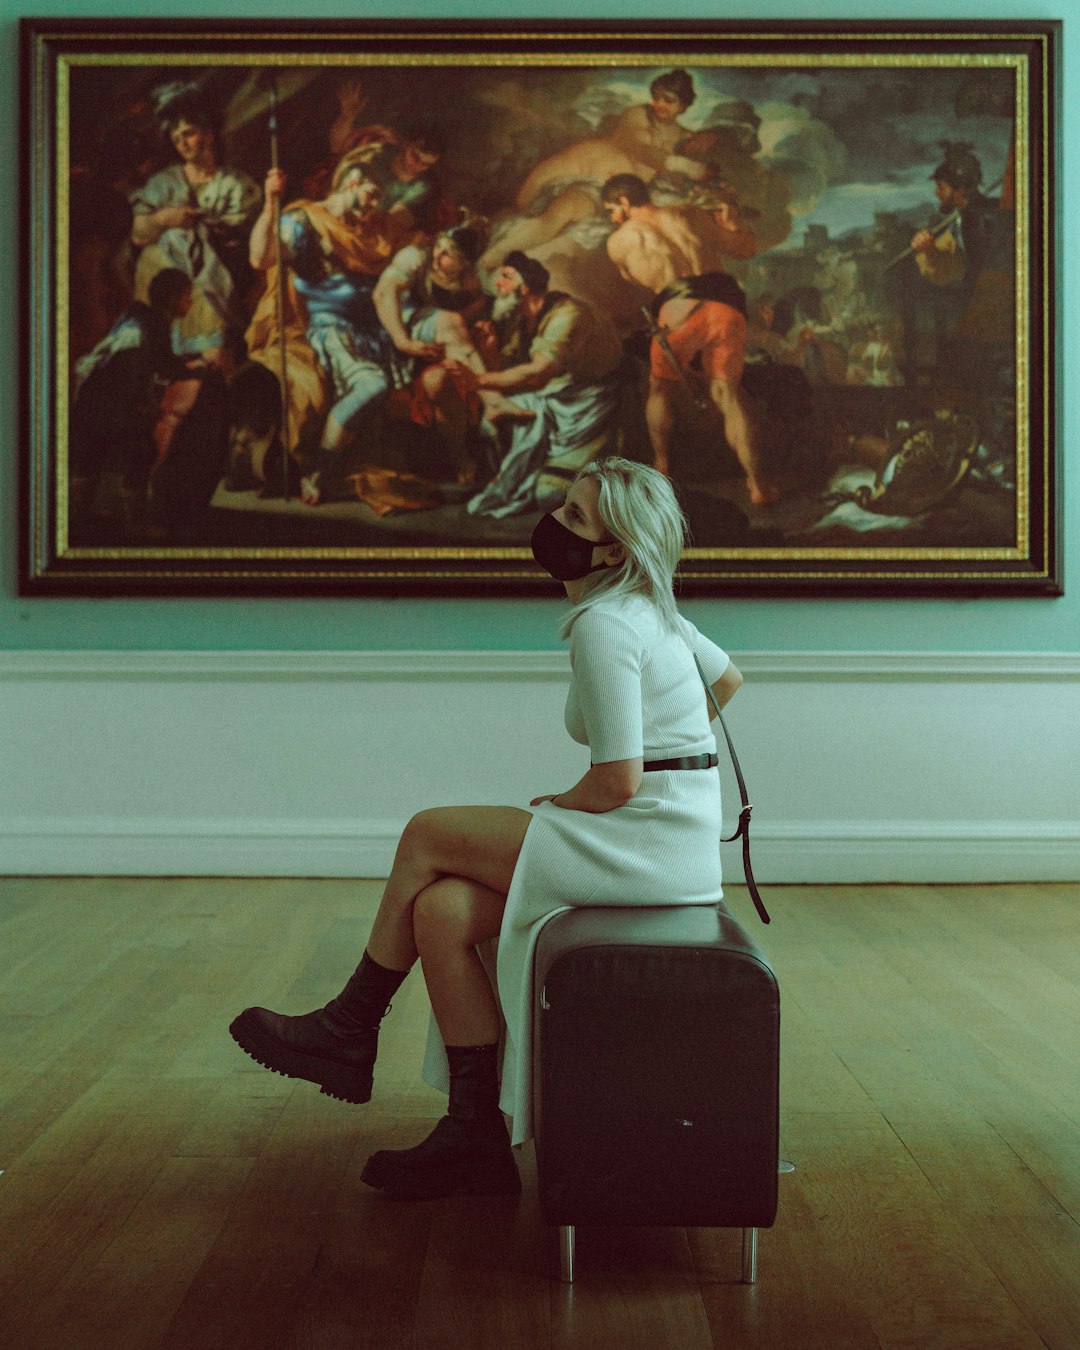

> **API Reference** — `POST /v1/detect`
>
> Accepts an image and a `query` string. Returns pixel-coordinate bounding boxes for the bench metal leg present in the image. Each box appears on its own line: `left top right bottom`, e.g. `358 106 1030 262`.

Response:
557 1223 756 1284
559 1224 576 1282
741 1227 758 1284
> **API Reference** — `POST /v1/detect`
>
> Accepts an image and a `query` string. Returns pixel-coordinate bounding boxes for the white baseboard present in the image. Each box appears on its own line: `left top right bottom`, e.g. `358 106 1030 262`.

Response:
2 650 1077 883
0 817 401 879
3 817 1077 883
750 821 1080 884
3 650 1078 681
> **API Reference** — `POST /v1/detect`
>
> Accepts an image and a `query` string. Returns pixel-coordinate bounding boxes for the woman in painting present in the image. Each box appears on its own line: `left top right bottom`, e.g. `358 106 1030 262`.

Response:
129 85 262 362
230 457 743 1200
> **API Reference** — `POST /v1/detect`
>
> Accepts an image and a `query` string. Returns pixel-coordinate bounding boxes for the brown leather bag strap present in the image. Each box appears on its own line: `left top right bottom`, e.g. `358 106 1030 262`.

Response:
694 653 771 925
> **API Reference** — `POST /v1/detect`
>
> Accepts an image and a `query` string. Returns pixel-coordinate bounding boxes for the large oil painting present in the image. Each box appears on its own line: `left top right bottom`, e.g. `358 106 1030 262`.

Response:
20 20 1060 593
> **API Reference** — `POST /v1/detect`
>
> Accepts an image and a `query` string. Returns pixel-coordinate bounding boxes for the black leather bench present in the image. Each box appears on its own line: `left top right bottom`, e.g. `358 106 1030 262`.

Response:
532 903 780 1281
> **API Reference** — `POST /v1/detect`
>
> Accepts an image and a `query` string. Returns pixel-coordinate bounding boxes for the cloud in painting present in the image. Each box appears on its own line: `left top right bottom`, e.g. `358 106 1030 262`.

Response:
753 101 849 217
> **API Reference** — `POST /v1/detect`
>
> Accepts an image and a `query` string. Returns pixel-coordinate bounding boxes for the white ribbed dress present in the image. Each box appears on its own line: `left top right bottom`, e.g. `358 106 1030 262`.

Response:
422 591 731 1146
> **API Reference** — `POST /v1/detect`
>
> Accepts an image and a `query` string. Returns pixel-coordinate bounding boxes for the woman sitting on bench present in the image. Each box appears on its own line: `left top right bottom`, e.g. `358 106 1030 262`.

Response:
230 456 743 1200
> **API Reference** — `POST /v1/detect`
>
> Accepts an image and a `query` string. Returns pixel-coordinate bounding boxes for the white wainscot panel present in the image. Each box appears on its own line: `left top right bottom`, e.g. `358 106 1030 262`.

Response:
1 651 1077 883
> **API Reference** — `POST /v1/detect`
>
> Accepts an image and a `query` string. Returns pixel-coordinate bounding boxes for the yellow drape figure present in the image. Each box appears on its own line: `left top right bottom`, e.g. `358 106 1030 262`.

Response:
245 201 408 456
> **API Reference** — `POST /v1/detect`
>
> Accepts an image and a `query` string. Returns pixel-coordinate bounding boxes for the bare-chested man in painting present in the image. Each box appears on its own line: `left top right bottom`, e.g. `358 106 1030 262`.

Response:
601 172 781 507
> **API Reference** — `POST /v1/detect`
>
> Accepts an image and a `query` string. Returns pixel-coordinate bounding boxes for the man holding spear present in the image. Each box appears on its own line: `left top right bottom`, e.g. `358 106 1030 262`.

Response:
246 150 398 501
899 141 1014 385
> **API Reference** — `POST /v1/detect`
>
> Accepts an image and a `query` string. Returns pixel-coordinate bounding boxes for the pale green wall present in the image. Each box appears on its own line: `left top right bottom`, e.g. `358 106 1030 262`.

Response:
1 0 1071 651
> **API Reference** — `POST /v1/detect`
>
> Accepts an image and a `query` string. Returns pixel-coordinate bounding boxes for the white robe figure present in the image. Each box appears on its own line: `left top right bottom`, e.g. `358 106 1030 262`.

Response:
130 163 261 354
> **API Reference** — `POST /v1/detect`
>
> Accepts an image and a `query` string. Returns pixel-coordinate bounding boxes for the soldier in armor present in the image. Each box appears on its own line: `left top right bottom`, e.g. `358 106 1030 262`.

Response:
907 141 1015 385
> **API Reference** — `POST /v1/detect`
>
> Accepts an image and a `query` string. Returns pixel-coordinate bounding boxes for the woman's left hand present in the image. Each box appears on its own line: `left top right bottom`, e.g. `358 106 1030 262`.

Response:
529 793 560 807
537 759 643 814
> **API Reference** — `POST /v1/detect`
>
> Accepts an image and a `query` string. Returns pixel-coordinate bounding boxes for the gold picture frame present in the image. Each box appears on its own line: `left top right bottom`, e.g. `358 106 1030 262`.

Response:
20 19 1061 594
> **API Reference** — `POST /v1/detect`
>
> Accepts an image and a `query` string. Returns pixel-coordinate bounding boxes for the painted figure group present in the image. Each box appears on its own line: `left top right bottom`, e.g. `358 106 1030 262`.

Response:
69 71 1012 536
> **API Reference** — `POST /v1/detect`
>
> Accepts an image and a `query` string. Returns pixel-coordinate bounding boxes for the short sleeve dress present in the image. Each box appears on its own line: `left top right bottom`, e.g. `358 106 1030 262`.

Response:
423 591 731 1145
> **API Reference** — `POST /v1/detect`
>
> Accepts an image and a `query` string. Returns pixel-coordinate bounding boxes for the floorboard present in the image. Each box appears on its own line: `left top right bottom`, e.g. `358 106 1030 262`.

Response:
1 878 1078 1349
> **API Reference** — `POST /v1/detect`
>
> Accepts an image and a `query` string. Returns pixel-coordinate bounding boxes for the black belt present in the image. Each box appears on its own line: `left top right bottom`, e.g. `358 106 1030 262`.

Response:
651 271 747 319
643 753 718 772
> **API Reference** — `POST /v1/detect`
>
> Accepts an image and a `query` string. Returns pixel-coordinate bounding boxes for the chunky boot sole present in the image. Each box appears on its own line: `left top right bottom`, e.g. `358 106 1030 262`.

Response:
360 1117 498 1189
361 1151 522 1201
228 1008 374 1104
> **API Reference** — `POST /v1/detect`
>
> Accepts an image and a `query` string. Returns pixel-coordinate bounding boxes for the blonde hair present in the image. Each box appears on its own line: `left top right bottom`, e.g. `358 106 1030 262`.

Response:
560 457 687 639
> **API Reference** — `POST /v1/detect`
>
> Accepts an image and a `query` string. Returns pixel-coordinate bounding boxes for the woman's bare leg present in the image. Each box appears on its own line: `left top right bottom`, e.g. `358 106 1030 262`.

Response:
413 875 507 1045
360 874 517 1199
360 871 521 1200
229 807 529 1104
365 806 532 971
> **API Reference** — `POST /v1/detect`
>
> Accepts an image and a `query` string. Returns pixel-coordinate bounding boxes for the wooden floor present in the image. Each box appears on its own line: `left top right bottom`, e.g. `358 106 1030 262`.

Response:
1 878 1078 1350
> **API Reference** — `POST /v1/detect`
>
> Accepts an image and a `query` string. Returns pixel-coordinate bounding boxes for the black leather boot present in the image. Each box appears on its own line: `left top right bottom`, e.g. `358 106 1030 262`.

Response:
361 1043 521 1200
229 951 408 1103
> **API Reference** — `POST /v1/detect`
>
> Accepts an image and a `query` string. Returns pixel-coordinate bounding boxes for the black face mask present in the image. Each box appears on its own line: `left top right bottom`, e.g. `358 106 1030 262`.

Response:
530 511 611 582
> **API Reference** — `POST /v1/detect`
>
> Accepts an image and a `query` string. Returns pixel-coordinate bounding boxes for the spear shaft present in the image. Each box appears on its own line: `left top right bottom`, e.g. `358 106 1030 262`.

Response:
885 175 1004 271
269 79 291 497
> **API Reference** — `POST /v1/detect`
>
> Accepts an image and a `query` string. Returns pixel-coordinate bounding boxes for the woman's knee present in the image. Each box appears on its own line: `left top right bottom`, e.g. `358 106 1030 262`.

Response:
396 805 529 895
413 876 487 949
398 807 447 861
